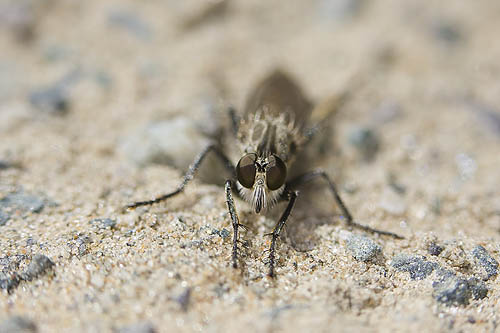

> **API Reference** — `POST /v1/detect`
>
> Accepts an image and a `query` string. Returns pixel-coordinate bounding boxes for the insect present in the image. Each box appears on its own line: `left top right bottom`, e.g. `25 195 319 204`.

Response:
125 70 402 277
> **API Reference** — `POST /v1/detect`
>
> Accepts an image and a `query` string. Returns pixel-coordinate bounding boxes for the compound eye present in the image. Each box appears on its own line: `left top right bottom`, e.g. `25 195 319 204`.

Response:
266 155 286 190
236 153 257 188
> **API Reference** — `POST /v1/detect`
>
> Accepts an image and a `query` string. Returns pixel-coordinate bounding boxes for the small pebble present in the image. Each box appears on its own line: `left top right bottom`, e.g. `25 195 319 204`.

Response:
0 316 37 333
346 234 382 262
20 254 54 281
318 0 365 21
0 273 21 293
467 277 488 300
29 69 81 115
471 245 498 281
348 127 380 162
0 1 37 42
387 172 406 195
176 287 191 312
117 322 156 333
181 0 229 32
431 19 463 45
392 254 439 280
0 210 10 226
108 9 152 41
29 85 69 114
76 236 91 257
464 100 500 137
120 116 212 170
427 241 444 256
432 269 488 306
212 228 230 240
433 273 470 306
455 153 476 181
90 218 117 229
0 192 45 214
0 160 12 170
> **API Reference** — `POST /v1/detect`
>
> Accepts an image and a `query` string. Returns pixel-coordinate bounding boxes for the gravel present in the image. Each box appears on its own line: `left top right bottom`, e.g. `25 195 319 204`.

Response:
90 218 117 229
345 234 382 262
20 254 54 282
391 254 439 280
432 269 488 306
471 245 498 281
427 241 444 256
0 255 54 293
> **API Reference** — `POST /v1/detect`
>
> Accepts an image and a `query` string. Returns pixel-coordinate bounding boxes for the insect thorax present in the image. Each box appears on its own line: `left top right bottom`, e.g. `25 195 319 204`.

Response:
236 106 305 163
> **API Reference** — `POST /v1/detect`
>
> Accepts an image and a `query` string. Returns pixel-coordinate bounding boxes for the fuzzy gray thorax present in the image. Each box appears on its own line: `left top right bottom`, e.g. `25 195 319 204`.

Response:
236 106 304 164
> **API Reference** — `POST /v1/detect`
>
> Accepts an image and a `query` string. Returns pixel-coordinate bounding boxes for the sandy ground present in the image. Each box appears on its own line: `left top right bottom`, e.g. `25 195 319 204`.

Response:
1 0 500 332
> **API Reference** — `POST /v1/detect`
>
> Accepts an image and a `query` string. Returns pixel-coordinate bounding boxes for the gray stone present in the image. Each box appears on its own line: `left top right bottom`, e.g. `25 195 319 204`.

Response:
75 236 91 257
318 0 365 21
0 192 45 214
90 218 117 229
0 210 10 226
0 273 21 293
108 9 152 41
29 69 81 115
467 277 488 300
464 100 500 138
0 1 37 43
181 0 229 32
427 241 444 256
120 116 212 170
392 254 439 280
176 288 191 312
431 20 463 45
20 254 54 281
432 270 488 306
117 322 156 333
29 85 69 115
471 245 498 280
0 160 11 170
433 274 470 306
346 234 382 262
348 127 380 162
211 228 230 240
0 254 53 293
0 316 37 333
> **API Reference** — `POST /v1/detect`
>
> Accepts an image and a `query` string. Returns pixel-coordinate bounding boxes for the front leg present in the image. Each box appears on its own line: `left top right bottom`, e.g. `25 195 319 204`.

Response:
125 144 234 210
268 190 298 278
225 180 241 268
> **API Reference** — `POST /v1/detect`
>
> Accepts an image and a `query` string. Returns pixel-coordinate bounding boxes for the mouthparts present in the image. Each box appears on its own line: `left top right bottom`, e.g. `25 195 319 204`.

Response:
254 186 264 214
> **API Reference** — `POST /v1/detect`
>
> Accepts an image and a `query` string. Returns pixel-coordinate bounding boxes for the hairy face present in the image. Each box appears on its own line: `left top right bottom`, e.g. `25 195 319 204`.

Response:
235 153 287 213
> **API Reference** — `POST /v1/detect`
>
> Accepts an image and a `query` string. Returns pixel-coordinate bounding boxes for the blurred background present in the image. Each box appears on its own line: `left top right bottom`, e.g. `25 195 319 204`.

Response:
1 0 500 332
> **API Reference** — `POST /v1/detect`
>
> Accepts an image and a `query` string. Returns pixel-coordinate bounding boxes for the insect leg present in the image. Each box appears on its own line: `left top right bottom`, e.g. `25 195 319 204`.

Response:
268 190 298 278
125 144 235 210
287 170 403 239
225 179 243 268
